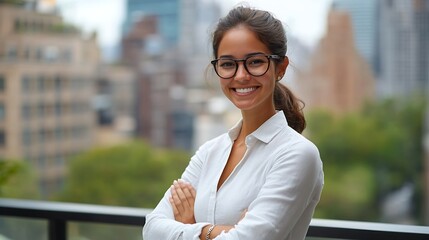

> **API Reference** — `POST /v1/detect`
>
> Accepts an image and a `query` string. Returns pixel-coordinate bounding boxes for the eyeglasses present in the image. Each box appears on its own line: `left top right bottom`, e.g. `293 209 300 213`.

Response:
211 54 281 79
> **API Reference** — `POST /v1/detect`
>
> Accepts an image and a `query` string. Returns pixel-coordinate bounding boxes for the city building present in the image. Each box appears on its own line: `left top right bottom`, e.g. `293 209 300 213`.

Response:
0 3 100 196
332 0 379 75
94 65 137 146
293 9 375 114
378 0 429 97
122 0 180 48
121 0 223 151
121 14 194 150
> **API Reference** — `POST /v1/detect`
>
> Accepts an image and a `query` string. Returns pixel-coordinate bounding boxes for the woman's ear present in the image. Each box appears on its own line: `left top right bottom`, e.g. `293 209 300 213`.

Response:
277 56 289 78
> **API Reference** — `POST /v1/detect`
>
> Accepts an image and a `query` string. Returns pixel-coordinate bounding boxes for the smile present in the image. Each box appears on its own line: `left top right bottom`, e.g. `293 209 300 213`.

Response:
234 87 258 94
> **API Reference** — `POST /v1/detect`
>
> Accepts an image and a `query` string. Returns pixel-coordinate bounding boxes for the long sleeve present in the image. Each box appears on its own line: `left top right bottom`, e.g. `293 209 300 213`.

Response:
213 138 323 240
142 142 213 240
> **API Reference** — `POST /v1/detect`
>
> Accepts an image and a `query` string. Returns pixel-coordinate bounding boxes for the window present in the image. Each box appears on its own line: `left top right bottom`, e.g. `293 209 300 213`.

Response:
0 130 5 146
0 75 5 91
0 103 5 121
21 75 31 92
38 75 45 92
6 46 17 60
22 103 31 119
54 75 62 92
22 128 31 145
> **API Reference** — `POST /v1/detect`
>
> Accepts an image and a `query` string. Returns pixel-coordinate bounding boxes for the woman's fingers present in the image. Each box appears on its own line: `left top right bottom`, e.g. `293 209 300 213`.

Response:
179 181 196 205
169 179 197 224
169 196 180 217
174 180 191 206
170 184 185 212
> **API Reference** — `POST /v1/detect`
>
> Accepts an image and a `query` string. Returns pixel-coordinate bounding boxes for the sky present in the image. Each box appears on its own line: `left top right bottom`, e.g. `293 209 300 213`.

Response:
56 0 333 50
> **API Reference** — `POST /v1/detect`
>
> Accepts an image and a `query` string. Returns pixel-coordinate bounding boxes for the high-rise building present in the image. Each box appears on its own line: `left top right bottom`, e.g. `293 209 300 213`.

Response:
332 0 379 75
123 0 180 48
378 0 429 97
120 0 223 151
293 9 375 114
0 4 100 196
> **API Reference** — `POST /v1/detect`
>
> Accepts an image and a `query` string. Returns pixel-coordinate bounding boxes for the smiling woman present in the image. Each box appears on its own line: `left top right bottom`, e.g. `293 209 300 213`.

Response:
142 5 324 240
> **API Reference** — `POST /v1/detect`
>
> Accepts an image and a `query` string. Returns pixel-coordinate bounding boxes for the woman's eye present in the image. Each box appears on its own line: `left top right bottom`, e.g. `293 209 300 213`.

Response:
219 61 236 68
247 58 265 66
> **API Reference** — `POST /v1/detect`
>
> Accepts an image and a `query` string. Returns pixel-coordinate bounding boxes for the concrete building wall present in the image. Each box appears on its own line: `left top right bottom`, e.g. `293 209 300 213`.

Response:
0 4 100 196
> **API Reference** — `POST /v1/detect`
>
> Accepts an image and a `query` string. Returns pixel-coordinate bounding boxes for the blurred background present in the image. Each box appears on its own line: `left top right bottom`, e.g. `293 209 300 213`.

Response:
0 0 429 239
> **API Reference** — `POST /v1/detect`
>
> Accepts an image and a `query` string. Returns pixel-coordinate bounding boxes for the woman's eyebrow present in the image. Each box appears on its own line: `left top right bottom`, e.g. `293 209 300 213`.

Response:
218 52 266 59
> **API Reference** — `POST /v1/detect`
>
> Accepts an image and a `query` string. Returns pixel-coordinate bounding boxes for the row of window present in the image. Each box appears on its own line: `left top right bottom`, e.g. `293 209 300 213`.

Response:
22 125 90 146
0 74 91 93
21 74 91 93
2 44 73 63
21 101 91 119
25 150 81 171
14 18 78 34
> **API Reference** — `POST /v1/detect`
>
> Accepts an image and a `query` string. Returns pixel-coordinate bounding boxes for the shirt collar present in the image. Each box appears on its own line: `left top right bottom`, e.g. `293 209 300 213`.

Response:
227 111 288 144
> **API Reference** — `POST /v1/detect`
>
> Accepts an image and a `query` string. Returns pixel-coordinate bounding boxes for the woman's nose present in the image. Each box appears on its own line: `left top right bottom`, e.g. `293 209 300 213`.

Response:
234 63 249 80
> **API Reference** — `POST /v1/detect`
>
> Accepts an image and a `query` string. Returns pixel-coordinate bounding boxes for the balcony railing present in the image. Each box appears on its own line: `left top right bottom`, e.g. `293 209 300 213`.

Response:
1 198 429 240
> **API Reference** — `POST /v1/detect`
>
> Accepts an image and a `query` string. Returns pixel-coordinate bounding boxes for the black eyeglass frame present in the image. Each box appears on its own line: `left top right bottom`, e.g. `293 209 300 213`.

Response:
210 54 282 79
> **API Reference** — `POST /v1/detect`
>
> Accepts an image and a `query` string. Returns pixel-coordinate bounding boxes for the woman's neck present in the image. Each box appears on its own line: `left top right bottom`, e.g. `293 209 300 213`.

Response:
239 107 276 138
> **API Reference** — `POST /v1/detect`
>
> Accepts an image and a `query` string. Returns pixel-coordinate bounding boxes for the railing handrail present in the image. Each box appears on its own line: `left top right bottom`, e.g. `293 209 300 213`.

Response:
1 198 429 240
0 198 151 225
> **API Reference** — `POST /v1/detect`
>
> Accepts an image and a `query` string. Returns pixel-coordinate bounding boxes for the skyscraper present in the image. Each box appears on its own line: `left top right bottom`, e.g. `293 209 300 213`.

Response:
332 0 378 74
123 0 180 48
294 9 375 114
378 0 429 97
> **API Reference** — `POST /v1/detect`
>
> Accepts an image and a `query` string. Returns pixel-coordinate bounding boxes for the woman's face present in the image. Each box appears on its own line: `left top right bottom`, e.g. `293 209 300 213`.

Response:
216 26 286 114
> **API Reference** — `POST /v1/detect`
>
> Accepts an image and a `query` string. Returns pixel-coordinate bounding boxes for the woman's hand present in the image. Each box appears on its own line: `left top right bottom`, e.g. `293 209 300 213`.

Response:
169 179 197 224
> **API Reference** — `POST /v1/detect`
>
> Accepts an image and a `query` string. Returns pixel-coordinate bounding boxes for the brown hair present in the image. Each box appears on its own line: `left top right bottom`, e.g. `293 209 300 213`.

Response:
212 6 306 133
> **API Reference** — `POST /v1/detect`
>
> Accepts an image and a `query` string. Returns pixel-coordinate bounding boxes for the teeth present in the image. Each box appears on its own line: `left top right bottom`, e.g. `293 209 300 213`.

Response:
236 87 256 93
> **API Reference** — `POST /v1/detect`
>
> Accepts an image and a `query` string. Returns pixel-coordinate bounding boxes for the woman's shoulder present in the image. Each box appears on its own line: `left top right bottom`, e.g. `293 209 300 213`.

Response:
276 126 321 160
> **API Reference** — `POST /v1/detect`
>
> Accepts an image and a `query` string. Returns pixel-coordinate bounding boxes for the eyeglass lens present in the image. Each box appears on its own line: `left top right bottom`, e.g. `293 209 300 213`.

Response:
215 55 270 78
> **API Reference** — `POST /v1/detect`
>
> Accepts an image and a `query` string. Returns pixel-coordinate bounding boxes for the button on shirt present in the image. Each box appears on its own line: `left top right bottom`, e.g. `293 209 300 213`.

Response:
143 111 324 240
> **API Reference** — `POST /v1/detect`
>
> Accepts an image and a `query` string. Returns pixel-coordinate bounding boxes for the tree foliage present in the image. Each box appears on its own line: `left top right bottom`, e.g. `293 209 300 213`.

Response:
57 140 191 209
55 140 191 240
0 0 26 6
306 96 426 223
0 160 39 198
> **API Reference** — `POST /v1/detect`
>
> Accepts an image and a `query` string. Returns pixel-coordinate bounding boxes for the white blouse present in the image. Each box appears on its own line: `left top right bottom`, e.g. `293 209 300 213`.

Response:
143 111 324 240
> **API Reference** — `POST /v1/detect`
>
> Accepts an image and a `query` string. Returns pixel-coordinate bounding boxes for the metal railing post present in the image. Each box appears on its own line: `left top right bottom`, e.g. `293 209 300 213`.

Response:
49 219 66 240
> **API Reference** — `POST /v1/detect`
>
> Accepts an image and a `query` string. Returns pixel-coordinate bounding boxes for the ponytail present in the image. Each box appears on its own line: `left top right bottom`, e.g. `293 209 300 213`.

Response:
274 83 306 133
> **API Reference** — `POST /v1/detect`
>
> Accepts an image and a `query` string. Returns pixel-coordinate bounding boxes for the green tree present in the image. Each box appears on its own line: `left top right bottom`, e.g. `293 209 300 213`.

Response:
56 140 191 240
0 160 39 198
0 160 43 240
57 140 191 208
0 0 26 5
307 96 426 223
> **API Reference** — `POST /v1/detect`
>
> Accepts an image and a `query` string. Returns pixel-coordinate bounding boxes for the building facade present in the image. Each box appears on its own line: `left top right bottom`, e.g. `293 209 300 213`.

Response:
294 9 375 114
0 4 100 196
123 0 180 48
121 0 223 151
378 0 429 97
332 0 379 75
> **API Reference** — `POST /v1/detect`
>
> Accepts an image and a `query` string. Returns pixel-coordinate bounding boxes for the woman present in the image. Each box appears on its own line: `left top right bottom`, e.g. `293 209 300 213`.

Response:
143 5 324 240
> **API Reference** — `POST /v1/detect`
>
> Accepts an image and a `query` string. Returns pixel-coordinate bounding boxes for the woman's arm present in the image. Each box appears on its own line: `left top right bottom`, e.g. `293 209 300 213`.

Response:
142 144 212 240
171 180 246 240
210 141 323 240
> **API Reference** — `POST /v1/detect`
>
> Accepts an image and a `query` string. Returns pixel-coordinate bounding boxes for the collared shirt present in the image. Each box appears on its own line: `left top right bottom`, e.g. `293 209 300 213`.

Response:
143 111 324 240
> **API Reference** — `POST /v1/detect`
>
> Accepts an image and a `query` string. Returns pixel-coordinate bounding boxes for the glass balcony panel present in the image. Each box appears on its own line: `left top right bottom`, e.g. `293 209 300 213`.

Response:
0 216 48 240
68 222 142 240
